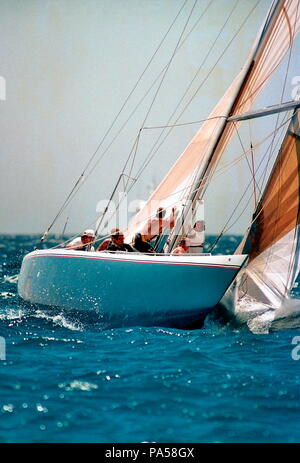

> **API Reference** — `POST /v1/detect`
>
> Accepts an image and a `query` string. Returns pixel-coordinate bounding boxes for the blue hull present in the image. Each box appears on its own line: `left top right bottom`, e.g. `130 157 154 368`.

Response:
18 250 246 328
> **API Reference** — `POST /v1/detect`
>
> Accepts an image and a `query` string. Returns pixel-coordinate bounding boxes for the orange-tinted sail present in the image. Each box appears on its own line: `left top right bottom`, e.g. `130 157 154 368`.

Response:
126 0 300 240
237 110 300 306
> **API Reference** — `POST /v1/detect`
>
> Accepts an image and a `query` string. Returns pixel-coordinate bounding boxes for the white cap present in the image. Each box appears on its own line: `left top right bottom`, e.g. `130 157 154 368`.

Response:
82 229 95 237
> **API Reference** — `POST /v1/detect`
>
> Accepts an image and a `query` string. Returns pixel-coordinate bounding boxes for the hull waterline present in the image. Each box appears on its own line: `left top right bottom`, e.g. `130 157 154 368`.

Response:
17 249 247 328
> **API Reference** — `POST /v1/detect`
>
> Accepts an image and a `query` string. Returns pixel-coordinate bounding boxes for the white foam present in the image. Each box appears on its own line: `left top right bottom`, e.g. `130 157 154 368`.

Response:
3 274 19 284
0 291 16 299
234 295 271 324
238 297 300 334
59 381 98 391
34 311 83 331
0 308 23 320
247 310 275 334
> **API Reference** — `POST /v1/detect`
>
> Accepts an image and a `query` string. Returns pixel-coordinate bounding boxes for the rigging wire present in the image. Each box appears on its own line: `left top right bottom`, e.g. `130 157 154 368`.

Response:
55 0 259 231
79 0 214 181
39 0 190 240
124 129 142 192
221 114 291 231
40 0 215 239
143 115 226 130
100 114 296 250
209 0 300 254
236 111 299 302
48 108 295 252
94 132 141 236
133 0 258 181
103 0 261 234
61 216 69 239
247 119 259 209
137 0 198 137
44 0 261 240
120 0 199 194
41 0 284 252
250 142 258 209
208 112 294 251
233 121 261 202
95 0 199 235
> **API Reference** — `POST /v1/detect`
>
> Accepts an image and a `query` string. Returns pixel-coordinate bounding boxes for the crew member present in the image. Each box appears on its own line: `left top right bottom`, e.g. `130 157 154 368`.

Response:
142 207 177 251
132 233 154 253
187 220 205 254
66 229 96 251
97 228 121 251
106 230 135 252
171 237 190 255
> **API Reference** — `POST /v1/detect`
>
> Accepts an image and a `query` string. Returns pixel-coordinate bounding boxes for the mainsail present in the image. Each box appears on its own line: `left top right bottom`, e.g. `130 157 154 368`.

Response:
125 0 300 243
236 109 300 307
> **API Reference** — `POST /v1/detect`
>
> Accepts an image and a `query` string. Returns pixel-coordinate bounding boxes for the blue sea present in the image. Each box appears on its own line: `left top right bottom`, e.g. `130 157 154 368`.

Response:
1 234 300 443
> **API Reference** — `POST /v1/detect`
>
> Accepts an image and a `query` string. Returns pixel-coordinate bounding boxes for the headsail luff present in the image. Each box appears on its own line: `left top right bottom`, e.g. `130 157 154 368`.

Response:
236 109 300 307
125 0 300 242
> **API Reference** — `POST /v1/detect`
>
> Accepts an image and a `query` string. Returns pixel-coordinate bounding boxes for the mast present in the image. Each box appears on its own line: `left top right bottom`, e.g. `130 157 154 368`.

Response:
167 0 299 251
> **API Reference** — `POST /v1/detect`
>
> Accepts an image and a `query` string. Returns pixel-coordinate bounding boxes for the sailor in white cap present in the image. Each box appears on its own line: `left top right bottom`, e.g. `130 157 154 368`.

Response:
66 229 96 251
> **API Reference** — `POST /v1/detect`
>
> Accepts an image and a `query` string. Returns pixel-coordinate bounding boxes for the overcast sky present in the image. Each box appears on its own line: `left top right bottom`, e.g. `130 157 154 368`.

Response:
0 0 298 236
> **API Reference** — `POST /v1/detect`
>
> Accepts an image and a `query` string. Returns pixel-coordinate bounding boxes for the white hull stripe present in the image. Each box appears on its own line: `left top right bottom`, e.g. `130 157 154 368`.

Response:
26 252 241 269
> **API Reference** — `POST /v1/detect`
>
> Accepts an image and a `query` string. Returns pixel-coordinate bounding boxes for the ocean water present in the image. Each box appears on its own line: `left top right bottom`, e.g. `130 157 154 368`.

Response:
1 234 300 443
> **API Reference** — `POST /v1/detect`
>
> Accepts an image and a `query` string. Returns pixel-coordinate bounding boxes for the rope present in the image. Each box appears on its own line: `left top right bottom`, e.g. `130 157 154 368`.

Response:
209 112 294 251
222 114 291 233
143 115 227 130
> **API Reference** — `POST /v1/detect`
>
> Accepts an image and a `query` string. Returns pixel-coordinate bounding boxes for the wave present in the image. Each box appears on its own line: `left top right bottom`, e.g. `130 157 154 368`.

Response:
0 303 84 332
0 307 23 320
235 297 300 334
0 291 16 299
32 310 84 331
3 274 19 284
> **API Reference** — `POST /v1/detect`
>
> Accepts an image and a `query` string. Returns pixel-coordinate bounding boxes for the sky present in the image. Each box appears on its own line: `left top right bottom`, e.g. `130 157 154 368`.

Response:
0 0 299 236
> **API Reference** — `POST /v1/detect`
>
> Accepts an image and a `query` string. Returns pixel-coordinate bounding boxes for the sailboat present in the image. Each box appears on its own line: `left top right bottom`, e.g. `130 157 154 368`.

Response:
18 0 300 329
